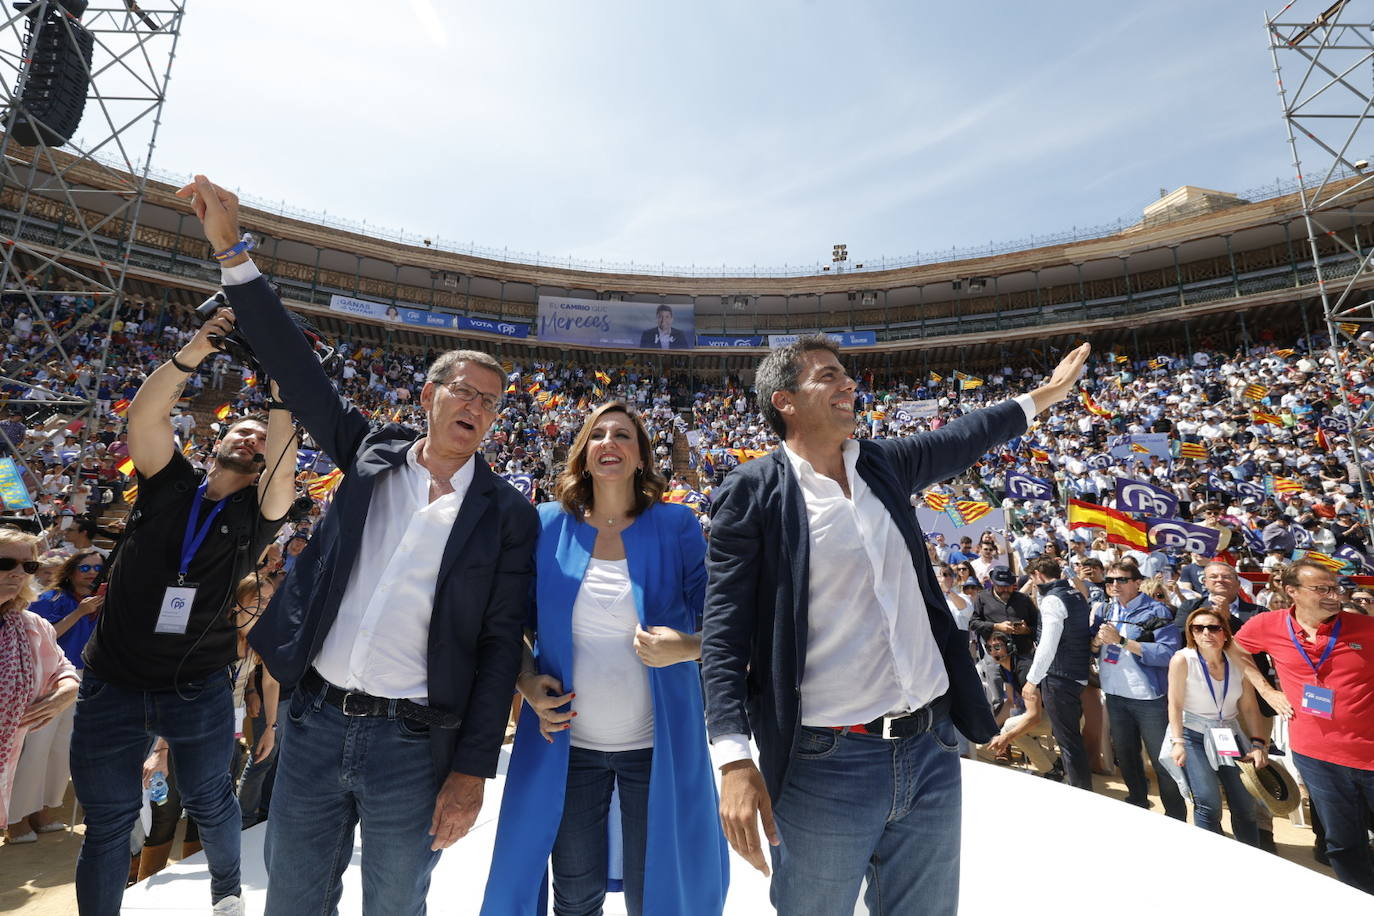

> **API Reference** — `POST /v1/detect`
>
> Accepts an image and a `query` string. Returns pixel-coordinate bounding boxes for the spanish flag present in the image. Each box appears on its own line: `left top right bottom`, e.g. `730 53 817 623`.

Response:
181 436 196 457
1080 390 1113 419
116 456 135 477
110 398 130 417
214 403 232 421
961 377 984 391
1178 441 1208 460
1027 447 1049 463
929 371 943 384
1242 384 1269 401
594 370 612 385
1315 428 1331 451
243 373 257 389
1067 499 1148 550
505 383 517 394
526 382 541 395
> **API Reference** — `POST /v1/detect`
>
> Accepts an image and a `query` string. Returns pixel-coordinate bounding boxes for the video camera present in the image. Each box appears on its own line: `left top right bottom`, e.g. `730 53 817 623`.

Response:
195 282 340 381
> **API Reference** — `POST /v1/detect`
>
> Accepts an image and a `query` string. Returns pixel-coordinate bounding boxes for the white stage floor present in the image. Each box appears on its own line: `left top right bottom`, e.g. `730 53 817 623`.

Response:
122 749 1366 914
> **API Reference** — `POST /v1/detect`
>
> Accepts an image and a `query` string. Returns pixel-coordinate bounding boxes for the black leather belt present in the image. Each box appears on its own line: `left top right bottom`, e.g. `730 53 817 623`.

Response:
300 669 460 729
831 695 949 740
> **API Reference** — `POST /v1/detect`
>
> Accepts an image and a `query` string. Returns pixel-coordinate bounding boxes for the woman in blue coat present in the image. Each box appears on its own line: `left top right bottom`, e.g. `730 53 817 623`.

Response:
483 401 728 916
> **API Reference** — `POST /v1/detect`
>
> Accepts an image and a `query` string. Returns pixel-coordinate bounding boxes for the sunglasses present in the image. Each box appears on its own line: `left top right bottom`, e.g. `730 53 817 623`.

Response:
77 564 103 573
1190 624 1224 634
0 558 40 574
1103 576 1138 584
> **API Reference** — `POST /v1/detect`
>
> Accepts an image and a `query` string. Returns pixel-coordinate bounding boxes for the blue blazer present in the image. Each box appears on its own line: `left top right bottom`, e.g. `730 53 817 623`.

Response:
701 401 1024 800
227 275 540 783
482 501 729 915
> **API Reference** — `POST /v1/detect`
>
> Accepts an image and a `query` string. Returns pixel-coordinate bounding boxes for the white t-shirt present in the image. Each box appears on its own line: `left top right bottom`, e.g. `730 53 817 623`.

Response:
1177 648 1242 721
569 558 654 751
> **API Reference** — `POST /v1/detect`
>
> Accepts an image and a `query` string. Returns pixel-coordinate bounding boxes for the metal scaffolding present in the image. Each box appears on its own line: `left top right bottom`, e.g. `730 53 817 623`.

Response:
1267 0 1374 547
0 1 184 512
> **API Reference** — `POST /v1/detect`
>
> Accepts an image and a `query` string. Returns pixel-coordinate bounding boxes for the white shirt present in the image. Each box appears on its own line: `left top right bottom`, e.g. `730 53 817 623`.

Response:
1026 590 1082 686
225 248 478 701
711 394 1037 767
569 558 654 751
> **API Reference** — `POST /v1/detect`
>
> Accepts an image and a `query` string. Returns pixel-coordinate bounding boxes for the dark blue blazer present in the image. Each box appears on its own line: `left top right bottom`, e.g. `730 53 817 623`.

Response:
227 276 539 782
701 401 1023 799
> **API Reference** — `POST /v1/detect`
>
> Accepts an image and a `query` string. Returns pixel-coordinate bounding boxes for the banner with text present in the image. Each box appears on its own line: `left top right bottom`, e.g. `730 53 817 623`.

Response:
696 334 764 347
537 295 696 349
327 294 529 338
767 331 877 348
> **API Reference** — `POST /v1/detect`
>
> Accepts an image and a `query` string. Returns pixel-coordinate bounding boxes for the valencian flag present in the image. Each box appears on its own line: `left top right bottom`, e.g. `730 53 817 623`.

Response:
944 500 993 527
1301 550 1346 573
1080 390 1113 418
306 468 344 499
1338 322 1359 336
960 377 984 391
1148 357 1168 370
1129 443 1150 454
1251 410 1282 426
123 482 138 504
214 403 232 422
1242 384 1269 401
1266 476 1303 496
929 371 943 384
1114 355 1129 364
1178 441 1208 460
110 398 130 417
923 490 951 511
116 456 135 477
1274 348 1295 358
1067 499 1149 550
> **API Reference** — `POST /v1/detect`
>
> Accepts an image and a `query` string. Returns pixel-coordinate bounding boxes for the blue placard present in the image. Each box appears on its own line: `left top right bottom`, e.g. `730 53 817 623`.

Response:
456 316 530 338
696 335 764 348
0 458 33 509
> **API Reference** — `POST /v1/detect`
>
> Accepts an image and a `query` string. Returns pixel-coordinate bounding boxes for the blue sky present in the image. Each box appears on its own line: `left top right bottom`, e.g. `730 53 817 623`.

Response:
150 1 1297 271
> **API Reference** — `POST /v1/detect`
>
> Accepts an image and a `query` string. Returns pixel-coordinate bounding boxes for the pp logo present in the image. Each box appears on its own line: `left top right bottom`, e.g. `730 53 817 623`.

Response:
1009 478 1050 499
1147 521 1208 554
1119 483 1174 516
498 323 517 335
170 597 186 611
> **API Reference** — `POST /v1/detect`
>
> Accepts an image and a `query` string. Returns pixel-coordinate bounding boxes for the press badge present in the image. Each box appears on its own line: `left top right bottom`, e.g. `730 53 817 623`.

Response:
1301 684 1335 719
154 584 197 635
1210 728 1241 757
1103 644 1123 664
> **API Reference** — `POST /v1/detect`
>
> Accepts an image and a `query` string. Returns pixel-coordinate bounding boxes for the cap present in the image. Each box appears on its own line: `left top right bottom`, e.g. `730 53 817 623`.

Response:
989 566 1017 587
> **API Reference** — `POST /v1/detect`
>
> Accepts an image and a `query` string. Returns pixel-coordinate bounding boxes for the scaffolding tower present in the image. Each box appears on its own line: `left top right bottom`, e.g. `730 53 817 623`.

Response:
0 1 185 519
1267 0 1374 548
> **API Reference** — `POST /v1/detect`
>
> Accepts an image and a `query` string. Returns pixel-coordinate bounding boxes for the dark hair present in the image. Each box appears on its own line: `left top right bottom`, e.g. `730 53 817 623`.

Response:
1182 607 1233 650
1277 559 1336 590
55 549 101 595
754 334 844 438
1028 556 1062 580
655 304 672 317
1105 560 1141 580
556 401 666 518
1078 557 1104 570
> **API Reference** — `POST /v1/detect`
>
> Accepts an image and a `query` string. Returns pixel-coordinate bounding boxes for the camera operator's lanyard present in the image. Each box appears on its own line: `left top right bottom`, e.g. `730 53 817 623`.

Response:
154 483 226 635
1286 614 1340 720
1199 654 1240 756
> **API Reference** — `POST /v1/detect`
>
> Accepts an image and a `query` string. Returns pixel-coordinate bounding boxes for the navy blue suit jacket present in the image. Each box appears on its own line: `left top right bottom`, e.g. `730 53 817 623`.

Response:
228 275 539 782
701 401 1023 799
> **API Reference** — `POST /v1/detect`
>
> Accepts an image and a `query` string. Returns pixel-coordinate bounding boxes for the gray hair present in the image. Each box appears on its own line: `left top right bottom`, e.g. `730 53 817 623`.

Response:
755 334 843 438
426 349 505 387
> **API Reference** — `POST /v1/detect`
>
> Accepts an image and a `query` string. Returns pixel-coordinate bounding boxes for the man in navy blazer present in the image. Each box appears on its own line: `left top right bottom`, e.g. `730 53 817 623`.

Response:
178 176 539 913
702 335 1088 915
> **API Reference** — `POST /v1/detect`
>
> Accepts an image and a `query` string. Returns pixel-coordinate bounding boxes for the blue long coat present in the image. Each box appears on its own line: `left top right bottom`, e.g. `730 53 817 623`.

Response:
481 501 729 915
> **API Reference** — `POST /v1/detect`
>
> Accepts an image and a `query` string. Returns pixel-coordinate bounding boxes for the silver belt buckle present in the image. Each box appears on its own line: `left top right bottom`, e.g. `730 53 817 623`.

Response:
882 715 898 740
340 692 368 717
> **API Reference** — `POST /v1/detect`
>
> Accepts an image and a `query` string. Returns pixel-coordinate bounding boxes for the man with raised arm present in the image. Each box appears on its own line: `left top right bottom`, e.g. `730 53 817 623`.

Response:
177 176 538 914
702 335 1088 915
71 308 297 916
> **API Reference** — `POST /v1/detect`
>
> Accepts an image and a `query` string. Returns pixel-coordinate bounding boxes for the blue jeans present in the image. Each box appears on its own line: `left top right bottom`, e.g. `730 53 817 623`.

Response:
551 745 652 916
769 715 963 916
69 670 241 914
238 699 287 829
1181 728 1258 846
263 685 442 915
1104 694 1187 820
1292 752 1374 895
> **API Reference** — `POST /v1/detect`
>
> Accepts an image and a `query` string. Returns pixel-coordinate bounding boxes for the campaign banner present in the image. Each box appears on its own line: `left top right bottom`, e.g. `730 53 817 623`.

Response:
1233 479 1267 503
766 331 876 348
456 316 530 338
1114 477 1179 517
696 334 763 347
538 295 696 349
1292 526 1314 549
500 473 535 503
1005 471 1055 502
329 293 399 321
892 399 939 423
1205 472 1231 494
1107 433 1171 463
1142 517 1223 556
0 457 32 509
1336 544 1372 573
1085 453 1113 470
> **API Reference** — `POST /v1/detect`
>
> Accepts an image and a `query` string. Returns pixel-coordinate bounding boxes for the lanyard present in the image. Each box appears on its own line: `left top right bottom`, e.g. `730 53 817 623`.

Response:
1198 653 1229 719
1285 613 1341 685
178 482 227 583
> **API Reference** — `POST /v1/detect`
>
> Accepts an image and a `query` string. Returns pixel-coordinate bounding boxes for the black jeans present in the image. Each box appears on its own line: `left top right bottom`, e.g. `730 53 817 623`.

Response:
1040 675 1092 791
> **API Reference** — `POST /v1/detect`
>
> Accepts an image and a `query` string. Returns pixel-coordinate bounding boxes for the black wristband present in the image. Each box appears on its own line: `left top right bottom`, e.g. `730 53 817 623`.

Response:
265 399 289 411
169 354 197 373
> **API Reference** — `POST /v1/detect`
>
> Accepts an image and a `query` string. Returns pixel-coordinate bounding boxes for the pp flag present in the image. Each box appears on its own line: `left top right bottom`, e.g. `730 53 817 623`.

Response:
1233 480 1266 503
1336 545 1373 573
1204 472 1231 494
501 473 535 503
1114 477 1179 518
1085 453 1113 470
1142 517 1222 557
1005 471 1054 502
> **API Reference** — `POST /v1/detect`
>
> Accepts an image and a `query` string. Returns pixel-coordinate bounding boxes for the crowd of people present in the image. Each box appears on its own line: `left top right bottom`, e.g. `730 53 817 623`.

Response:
0 211 1371 912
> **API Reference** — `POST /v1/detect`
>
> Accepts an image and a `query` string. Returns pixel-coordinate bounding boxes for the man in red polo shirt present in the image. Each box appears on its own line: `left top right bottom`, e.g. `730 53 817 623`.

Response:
1230 559 1374 895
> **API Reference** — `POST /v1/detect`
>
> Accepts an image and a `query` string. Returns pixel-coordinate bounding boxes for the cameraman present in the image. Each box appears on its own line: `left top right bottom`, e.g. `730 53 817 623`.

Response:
69 308 298 916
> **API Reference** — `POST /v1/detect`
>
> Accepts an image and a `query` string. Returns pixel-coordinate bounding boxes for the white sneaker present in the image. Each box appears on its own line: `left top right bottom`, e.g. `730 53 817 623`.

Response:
211 895 244 916
5 831 37 845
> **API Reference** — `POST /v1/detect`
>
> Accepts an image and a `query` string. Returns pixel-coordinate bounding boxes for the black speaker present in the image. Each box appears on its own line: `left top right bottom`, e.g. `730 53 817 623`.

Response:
8 2 93 147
